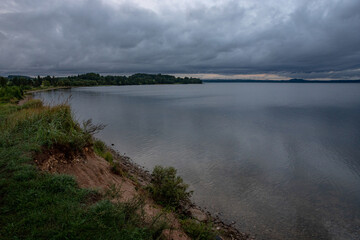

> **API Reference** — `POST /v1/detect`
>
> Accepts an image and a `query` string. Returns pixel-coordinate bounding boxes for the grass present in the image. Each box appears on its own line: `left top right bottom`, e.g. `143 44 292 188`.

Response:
93 139 113 163
93 139 123 176
180 219 217 240
0 100 166 240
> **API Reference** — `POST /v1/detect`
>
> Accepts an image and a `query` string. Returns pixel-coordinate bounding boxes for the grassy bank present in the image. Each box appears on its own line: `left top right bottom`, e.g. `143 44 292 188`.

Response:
0 100 166 240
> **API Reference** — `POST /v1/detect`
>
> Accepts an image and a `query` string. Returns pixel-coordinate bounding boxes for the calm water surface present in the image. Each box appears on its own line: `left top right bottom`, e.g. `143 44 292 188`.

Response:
34 83 360 239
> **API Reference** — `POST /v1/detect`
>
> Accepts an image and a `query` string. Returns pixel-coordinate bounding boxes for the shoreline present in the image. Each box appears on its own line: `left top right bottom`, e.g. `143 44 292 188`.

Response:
18 87 71 105
25 86 72 94
107 147 253 240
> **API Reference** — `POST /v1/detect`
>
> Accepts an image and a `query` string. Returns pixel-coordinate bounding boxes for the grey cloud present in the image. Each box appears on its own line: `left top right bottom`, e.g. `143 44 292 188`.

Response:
0 0 360 78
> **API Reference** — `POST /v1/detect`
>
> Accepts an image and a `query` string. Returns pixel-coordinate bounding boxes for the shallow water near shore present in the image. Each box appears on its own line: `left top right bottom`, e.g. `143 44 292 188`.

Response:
34 83 360 239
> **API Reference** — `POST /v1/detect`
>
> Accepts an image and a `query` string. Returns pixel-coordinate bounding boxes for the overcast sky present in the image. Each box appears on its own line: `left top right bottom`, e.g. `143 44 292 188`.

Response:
0 0 360 79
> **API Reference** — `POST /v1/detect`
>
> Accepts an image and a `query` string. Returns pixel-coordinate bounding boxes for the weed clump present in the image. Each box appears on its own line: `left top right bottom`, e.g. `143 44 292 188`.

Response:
93 139 113 162
148 166 192 209
93 139 106 156
104 151 113 163
180 219 217 240
110 162 124 176
93 139 121 175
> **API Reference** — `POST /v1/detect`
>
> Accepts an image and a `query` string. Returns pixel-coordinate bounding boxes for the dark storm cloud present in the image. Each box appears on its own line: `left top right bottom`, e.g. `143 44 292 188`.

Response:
0 0 360 78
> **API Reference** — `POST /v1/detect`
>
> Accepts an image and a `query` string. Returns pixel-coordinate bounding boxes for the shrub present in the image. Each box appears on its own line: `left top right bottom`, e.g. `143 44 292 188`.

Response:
180 219 217 240
0 86 23 103
104 151 113 163
148 166 192 208
82 119 106 135
110 162 123 176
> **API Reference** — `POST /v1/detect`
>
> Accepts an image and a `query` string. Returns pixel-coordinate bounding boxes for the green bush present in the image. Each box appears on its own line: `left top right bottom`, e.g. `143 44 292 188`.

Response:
0 86 23 103
148 166 192 208
104 151 113 163
180 219 217 240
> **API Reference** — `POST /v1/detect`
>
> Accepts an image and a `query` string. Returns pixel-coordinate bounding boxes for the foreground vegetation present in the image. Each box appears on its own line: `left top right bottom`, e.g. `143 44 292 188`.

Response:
0 100 167 239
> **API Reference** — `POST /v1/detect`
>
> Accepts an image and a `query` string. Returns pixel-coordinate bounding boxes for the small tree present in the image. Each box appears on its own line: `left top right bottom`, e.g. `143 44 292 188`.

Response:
42 80 51 87
148 166 192 208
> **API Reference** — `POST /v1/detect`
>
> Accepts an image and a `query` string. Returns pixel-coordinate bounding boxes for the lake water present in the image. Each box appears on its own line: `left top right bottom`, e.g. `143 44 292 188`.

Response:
34 83 360 239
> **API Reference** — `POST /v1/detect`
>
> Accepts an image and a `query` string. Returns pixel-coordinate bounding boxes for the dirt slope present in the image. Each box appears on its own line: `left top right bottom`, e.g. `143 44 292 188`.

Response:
35 148 190 240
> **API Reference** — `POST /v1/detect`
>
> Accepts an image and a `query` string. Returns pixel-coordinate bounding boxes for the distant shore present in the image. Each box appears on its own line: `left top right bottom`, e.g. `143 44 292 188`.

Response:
25 86 71 93
203 79 360 83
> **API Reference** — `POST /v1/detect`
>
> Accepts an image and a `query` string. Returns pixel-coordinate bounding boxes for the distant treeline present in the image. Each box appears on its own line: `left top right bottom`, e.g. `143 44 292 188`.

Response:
1 73 202 88
202 78 360 83
0 73 201 103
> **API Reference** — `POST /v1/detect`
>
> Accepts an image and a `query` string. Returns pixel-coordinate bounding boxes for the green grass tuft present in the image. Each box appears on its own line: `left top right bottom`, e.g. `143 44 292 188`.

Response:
180 219 217 240
93 139 114 163
93 139 106 156
104 151 113 163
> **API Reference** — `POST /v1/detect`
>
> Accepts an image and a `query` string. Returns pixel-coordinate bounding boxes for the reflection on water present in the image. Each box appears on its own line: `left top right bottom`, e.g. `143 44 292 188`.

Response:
34 83 360 239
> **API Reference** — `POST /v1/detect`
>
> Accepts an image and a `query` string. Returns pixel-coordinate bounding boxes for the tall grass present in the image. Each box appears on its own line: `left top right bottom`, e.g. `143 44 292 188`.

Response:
0 100 91 154
0 100 165 240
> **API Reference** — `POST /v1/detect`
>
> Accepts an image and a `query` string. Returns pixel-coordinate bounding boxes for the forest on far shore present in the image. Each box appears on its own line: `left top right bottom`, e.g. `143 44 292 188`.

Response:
0 73 202 88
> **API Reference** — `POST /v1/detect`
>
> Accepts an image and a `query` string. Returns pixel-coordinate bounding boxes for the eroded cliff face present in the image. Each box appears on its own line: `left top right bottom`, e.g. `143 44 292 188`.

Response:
34 144 251 240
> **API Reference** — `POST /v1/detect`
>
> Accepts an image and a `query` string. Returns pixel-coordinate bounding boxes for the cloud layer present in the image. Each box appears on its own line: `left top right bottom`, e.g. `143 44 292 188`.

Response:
0 0 360 79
